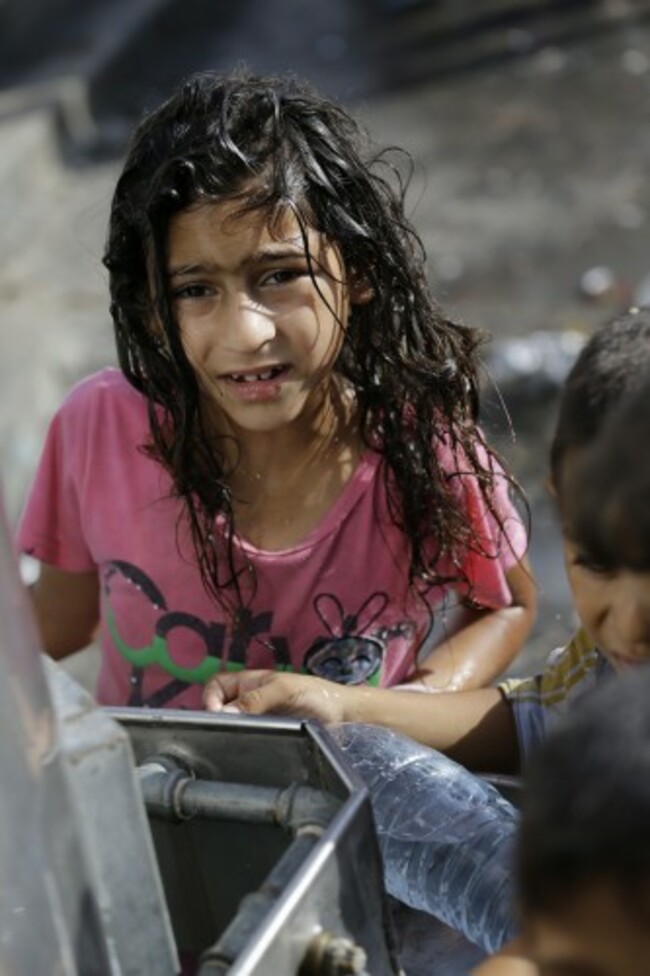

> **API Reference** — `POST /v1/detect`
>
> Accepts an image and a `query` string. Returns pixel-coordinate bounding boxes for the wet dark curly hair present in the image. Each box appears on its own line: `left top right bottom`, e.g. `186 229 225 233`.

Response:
104 69 518 607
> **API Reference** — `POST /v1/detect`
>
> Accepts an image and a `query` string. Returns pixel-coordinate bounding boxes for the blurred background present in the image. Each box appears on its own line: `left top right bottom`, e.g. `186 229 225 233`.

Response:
2 0 650 687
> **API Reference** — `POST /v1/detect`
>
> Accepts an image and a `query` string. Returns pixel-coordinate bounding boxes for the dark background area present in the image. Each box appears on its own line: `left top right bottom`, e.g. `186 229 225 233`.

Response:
2 0 650 684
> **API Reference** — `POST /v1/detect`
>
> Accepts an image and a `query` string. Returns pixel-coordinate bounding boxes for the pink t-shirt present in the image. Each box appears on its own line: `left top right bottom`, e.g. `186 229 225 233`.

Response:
17 369 527 709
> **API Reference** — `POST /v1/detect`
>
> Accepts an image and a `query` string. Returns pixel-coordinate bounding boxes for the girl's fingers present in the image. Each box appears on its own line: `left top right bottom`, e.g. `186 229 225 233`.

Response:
204 670 348 722
203 670 273 711
237 673 348 721
205 672 301 716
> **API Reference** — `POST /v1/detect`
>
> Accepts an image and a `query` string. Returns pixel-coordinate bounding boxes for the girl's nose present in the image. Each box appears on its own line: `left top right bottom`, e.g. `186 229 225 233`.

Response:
227 296 276 352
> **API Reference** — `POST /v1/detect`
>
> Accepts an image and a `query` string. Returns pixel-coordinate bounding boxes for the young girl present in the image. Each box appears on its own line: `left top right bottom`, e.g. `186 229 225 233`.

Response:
17 70 535 711
206 309 650 772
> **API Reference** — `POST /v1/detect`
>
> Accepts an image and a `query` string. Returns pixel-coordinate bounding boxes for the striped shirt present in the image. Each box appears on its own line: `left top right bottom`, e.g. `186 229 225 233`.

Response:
499 629 614 766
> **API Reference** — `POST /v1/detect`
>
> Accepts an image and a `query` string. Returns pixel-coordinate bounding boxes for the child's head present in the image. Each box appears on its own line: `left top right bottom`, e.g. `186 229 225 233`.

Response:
102 70 501 600
549 309 650 669
518 668 650 976
568 380 650 575
104 69 475 420
550 308 650 498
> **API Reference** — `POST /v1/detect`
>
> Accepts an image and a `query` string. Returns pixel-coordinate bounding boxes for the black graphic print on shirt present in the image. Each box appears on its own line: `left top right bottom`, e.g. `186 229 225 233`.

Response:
103 560 417 706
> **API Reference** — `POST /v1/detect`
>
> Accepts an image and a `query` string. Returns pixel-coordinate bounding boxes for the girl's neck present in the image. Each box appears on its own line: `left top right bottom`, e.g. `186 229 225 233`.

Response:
223 377 360 494
213 378 364 550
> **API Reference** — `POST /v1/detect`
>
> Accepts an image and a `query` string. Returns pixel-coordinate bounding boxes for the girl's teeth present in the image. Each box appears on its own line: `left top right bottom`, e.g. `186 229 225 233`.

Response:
234 369 278 383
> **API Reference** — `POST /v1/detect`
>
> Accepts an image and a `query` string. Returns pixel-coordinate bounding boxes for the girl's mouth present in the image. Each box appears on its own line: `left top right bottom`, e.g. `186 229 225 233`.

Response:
220 364 291 402
225 365 288 383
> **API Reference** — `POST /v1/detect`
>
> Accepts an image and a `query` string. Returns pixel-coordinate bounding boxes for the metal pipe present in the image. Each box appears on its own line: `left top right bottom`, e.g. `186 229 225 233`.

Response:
137 756 339 832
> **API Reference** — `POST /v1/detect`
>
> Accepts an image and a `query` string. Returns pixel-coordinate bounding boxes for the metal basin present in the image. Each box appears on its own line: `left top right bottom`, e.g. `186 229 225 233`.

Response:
108 707 402 976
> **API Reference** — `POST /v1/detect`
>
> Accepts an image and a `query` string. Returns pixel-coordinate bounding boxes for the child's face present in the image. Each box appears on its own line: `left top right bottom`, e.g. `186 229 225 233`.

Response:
562 539 650 671
524 879 650 976
164 198 367 438
559 451 650 670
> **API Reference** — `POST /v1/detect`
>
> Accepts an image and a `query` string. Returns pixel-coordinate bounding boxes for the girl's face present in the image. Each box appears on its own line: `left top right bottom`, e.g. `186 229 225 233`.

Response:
165 198 367 439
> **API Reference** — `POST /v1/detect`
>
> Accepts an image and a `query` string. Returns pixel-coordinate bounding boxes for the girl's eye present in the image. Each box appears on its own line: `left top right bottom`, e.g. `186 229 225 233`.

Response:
173 284 213 300
260 268 304 287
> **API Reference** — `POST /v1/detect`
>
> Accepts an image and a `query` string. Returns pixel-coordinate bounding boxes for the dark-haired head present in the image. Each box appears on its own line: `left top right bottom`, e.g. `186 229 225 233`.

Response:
566 380 650 572
103 69 505 602
550 309 650 563
519 668 650 921
550 308 650 494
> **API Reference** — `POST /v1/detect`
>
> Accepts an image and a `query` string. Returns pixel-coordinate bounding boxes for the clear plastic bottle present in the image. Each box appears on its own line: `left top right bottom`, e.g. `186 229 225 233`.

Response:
332 723 519 955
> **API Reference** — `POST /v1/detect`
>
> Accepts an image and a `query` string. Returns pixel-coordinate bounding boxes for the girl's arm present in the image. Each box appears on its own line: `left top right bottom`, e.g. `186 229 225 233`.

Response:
412 558 537 692
204 562 534 772
29 563 100 660
205 672 520 772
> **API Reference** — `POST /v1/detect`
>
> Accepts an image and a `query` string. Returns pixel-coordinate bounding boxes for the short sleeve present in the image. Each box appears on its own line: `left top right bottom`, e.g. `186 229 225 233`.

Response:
438 438 529 609
479 450 528 571
499 629 600 766
15 404 95 572
462 440 528 567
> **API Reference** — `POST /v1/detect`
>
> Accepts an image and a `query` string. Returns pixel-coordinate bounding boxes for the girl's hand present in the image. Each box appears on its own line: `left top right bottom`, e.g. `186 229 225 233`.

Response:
203 669 351 723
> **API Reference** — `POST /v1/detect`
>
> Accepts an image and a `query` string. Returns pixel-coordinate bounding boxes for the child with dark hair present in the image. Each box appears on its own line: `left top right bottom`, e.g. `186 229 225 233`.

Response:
495 308 650 764
468 318 650 974
17 70 534 711
209 309 650 774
